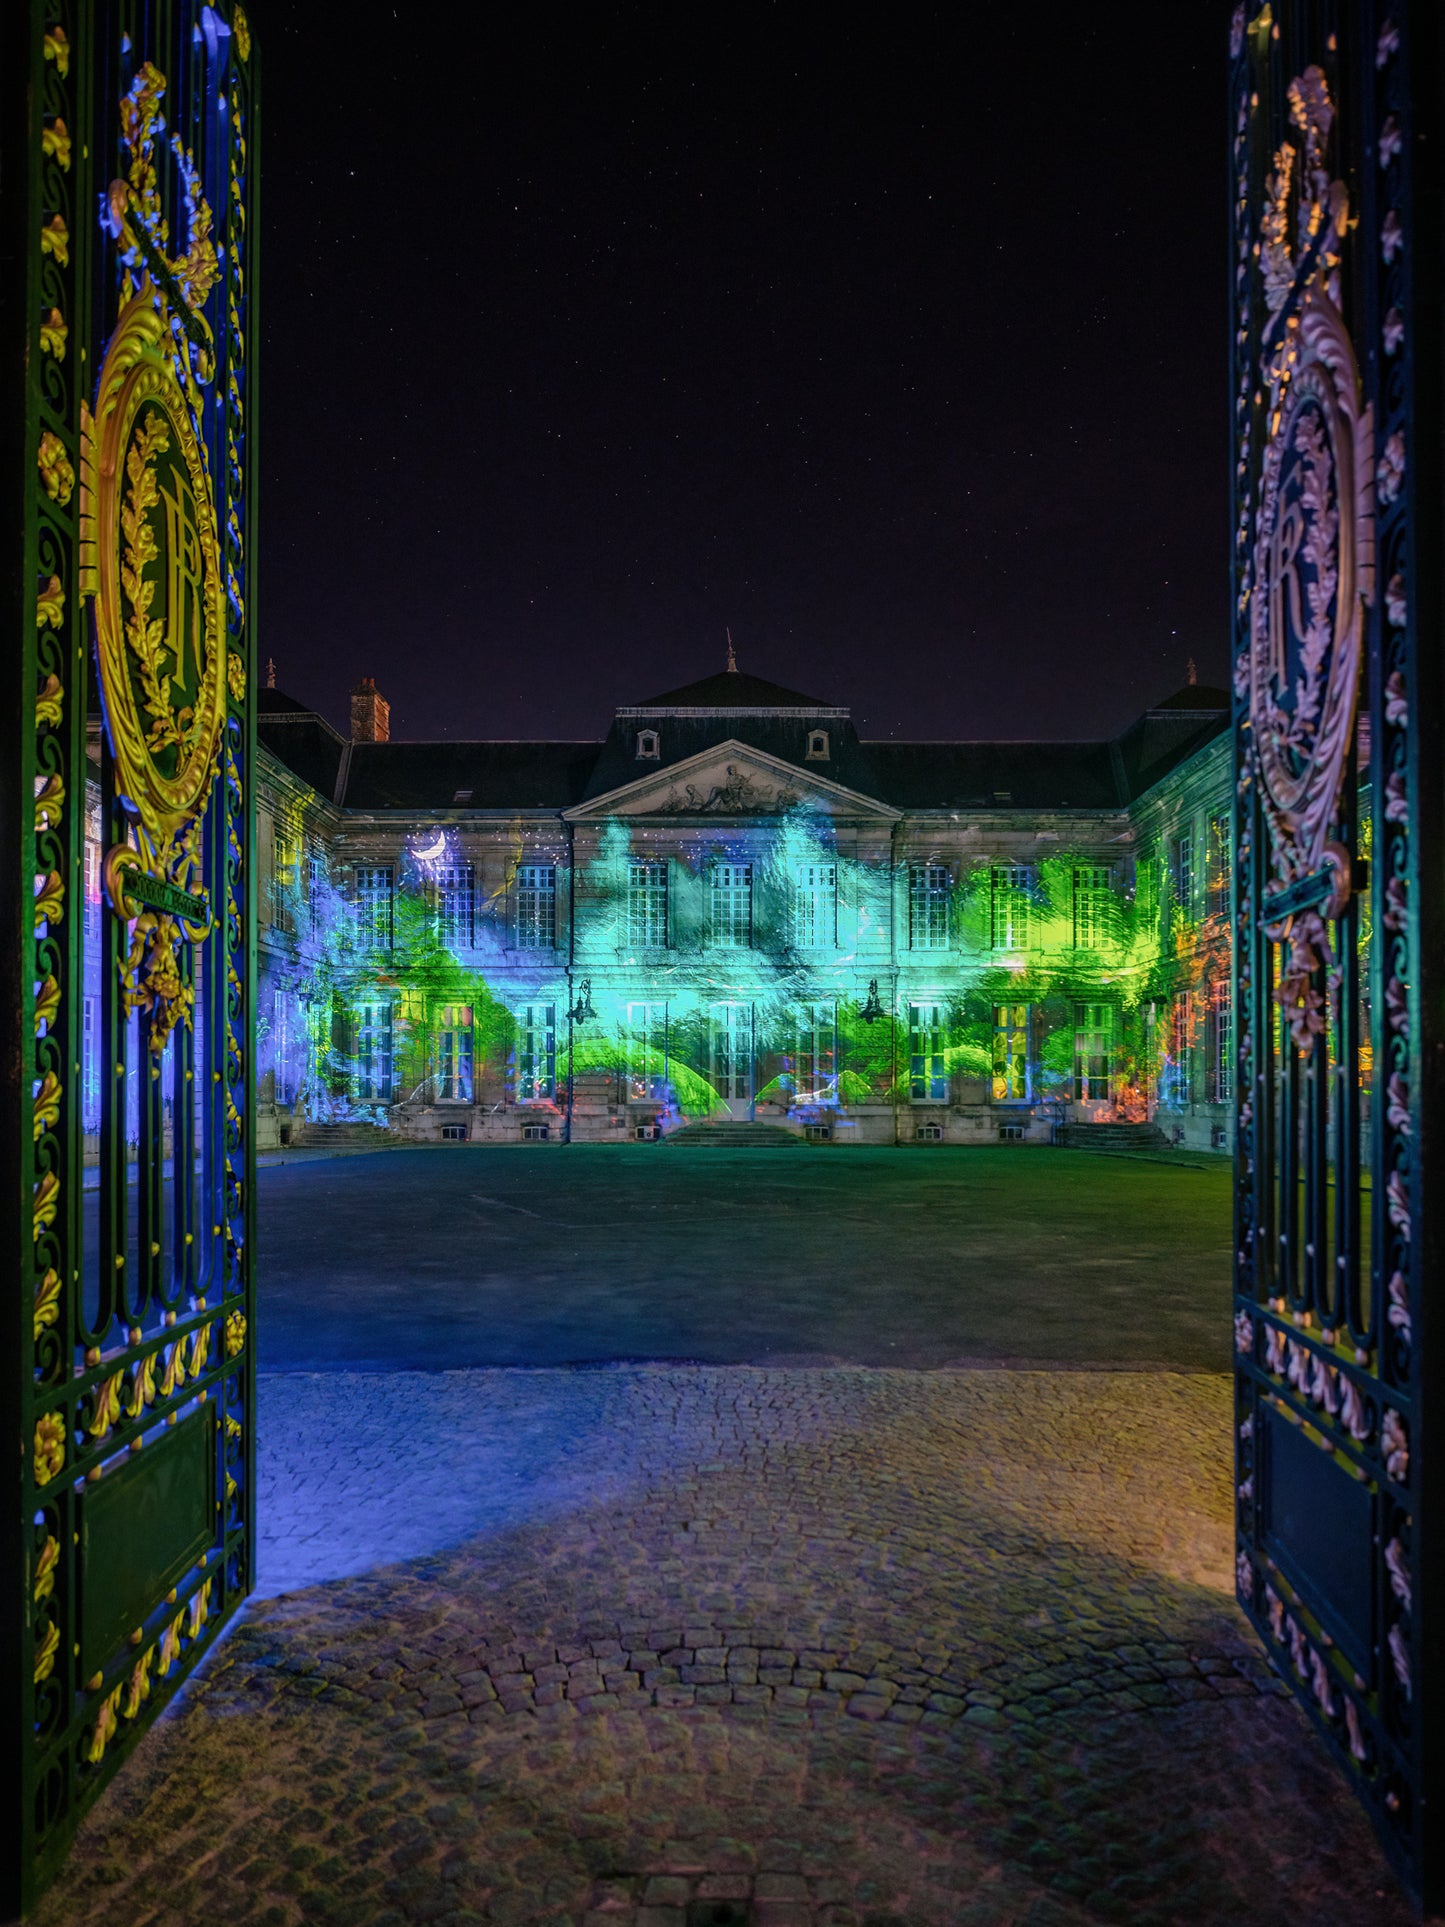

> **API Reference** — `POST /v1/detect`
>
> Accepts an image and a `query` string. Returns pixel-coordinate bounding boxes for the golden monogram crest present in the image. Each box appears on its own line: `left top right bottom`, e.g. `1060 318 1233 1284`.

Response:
79 62 228 1050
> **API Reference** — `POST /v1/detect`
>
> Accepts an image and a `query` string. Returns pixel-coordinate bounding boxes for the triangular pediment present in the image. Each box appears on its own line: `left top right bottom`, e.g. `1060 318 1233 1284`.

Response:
563 740 899 822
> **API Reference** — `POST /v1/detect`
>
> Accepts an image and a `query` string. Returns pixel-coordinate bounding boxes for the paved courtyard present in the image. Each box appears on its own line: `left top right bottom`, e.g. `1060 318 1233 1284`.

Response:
255 1145 1234 1371
37 1149 1415 1925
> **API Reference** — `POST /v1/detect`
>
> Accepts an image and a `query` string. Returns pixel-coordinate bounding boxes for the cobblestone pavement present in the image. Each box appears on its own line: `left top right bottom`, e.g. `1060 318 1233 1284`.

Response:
36 1368 1412 1927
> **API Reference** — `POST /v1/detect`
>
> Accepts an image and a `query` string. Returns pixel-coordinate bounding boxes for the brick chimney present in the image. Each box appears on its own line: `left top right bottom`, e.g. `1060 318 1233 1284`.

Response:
350 676 390 744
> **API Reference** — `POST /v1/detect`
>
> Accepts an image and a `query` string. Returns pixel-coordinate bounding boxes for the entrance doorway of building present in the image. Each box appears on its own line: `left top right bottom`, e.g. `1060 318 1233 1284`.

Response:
709 1001 753 1119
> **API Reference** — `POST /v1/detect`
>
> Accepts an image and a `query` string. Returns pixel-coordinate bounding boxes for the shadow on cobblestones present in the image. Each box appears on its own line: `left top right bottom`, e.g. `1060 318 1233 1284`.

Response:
35 1369 1410 1927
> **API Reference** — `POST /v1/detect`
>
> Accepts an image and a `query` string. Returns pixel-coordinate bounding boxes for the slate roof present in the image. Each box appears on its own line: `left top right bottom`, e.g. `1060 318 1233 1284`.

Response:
254 681 1229 815
624 669 843 712
256 696 348 801
343 741 601 811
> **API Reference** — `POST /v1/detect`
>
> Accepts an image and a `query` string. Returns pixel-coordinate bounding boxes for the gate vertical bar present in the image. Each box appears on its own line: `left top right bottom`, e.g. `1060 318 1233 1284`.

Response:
1230 2 1443 1907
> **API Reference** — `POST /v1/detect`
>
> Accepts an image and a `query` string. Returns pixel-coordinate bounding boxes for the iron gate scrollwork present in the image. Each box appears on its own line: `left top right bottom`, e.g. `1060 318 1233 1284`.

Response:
1229 3 1441 1908
3 2 258 1910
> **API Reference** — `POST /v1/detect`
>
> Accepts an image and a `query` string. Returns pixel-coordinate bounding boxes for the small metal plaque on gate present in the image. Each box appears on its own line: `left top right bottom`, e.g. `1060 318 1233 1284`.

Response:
1261 1407 1375 1671
77 1406 215 1674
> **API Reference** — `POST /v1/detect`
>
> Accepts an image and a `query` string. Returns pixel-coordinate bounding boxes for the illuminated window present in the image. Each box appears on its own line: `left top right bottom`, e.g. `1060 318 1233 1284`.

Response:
83 835 101 950
1072 865 1113 949
436 1004 474 1102
270 829 299 929
306 848 326 935
1169 991 1195 1103
1134 847 1160 937
990 865 1034 950
516 864 557 950
1211 982 1233 1104
433 863 474 949
272 988 300 1107
795 1001 837 1101
1170 831 1195 915
793 862 837 948
806 730 830 761
710 862 753 947
1073 1003 1114 1101
992 1003 1030 1101
909 863 950 950
1207 815 1232 920
909 1003 949 1102
628 861 669 948
710 1002 751 1101
355 1000 393 1101
636 729 660 759
626 1001 668 1100
516 1002 556 1101
355 865 393 949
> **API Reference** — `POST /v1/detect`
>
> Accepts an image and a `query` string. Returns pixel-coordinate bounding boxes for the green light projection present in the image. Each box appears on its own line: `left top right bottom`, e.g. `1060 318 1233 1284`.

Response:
259 801 1255 1128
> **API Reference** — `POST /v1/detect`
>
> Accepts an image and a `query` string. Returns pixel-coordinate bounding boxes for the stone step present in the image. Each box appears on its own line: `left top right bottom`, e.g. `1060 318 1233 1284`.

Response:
662 1121 806 1148
1058 1122 1168 1152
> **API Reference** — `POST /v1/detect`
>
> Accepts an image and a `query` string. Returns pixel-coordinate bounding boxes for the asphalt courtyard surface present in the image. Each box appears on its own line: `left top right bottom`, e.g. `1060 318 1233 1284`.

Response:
37 1146 1420 1926
255 1144 1234 1371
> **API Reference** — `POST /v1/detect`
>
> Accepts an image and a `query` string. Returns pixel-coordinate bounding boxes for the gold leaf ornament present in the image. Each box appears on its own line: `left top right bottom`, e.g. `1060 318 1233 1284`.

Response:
86 1370 125 1442
40 310 68 361
36 676 64 728
121 1648 153 1719
35 775 66 834
233 5 251 61
40 214 69 265
35 972 61 1031
34 1411 66 1485
33 1070 62 1138
34 1617 60 1684
224 1310 247 1357
85 1685 123 1764
42 118 72 171
227 651 246 702
34 870 64 929
33 1268 62 1341
32 1168 60 1241
34 1534 60 1604
37 430 74 505
36 574 65 626
43 25 70 75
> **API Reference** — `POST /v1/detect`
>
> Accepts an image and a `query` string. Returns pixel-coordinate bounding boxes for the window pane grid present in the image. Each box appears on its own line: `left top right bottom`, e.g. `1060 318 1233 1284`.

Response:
516 864 557 950
795 1000 836 1101
910 1003 948 1102
436 1003 474 1102
710 863 753 947
992 1002 1030 1101
1073 1002 1114 1100
355 865 393 949
355 1000 393 1101
432 864 474 949
794 862 837 948
990 865 1034 950
1072 865 1113 949
909 864 950 950
516 1002 556 1101
628 862 669 948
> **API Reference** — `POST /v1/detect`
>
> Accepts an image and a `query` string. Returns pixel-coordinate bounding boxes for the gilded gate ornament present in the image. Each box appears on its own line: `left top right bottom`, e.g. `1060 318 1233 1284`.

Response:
77 56 227 1050
1246 64 1373 1048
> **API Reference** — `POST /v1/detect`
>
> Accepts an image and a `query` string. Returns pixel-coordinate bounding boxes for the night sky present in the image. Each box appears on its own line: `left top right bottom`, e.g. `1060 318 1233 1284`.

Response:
259 10 1229 748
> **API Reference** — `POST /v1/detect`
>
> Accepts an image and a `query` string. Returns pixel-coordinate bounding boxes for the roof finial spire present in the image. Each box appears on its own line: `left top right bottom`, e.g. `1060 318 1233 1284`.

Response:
266 656 276 689
725 627 737 674
1187 656 1197 686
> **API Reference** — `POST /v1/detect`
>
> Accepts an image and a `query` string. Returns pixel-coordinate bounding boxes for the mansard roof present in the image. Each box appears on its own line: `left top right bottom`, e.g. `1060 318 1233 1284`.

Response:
863 740 1124 811
625 669 843 713
254 679 1229 815
343 741 601 811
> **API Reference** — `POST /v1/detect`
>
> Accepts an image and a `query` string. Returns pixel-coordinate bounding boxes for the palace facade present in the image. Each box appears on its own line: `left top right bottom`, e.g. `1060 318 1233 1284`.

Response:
249 665 1236 1149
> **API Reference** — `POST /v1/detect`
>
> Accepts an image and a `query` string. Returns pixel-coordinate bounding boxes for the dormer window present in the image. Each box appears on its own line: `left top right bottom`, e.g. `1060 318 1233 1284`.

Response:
806 729 829 761
636 729 660 760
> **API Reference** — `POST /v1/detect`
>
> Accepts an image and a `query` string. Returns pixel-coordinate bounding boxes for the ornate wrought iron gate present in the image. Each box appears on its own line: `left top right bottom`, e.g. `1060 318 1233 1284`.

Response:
3 2 257 1910
1230 4 1441 1906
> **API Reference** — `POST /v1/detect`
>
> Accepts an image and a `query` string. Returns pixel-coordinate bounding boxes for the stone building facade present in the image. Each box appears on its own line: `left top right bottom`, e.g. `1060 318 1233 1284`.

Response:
247 667 1236 1150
